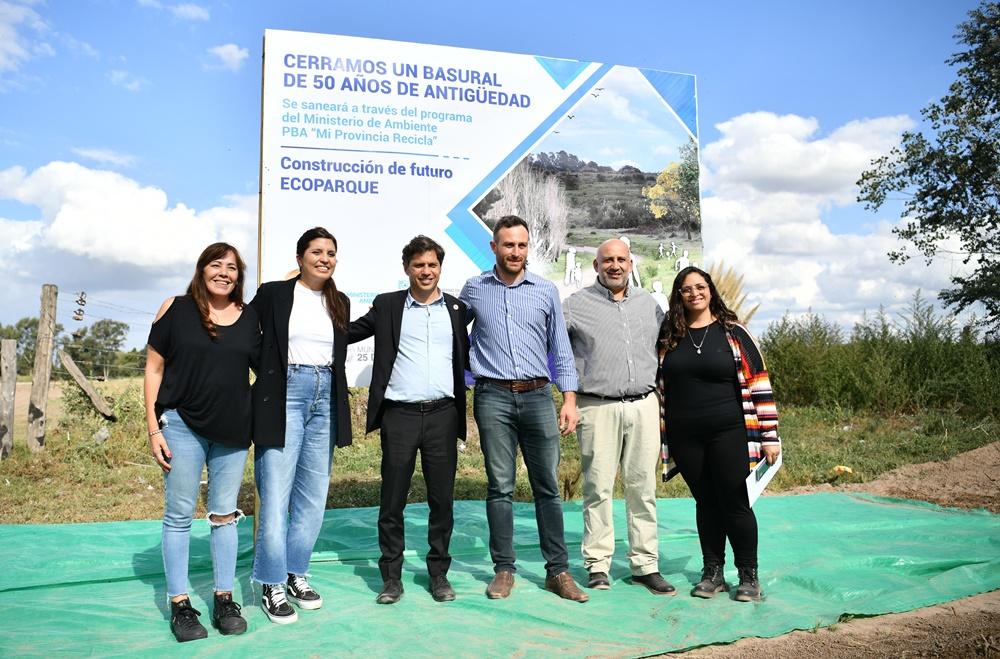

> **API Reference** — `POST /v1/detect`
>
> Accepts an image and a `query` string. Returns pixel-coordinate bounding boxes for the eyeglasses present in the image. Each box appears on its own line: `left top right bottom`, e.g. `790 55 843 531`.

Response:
679 284 708 296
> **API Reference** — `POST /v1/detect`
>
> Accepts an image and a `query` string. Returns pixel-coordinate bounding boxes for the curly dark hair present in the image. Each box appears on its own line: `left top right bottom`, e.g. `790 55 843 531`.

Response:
401 234 445 266
657 266 739 358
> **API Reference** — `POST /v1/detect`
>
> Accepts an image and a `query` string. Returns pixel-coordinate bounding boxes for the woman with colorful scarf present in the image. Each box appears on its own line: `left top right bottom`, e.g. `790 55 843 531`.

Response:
657 266 781 602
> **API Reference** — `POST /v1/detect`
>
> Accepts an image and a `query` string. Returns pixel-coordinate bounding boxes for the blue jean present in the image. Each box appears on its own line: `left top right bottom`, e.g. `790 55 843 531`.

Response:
161 408 248 598
473 381 568 576
253 365 334 585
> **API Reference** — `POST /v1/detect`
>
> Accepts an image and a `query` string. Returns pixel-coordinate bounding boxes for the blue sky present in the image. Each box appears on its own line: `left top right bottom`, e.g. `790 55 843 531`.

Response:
0 0 984 346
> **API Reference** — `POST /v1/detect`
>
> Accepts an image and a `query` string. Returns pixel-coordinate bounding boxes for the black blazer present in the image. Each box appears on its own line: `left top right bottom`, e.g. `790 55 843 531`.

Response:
347 290 470 439
250 277 353 448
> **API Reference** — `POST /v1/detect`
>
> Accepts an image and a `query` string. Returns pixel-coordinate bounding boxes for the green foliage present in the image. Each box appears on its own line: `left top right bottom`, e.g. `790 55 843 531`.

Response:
642 138 702 239
0 316 65 375
761 292 1000 415
62 319 131 379
857 2 1000 333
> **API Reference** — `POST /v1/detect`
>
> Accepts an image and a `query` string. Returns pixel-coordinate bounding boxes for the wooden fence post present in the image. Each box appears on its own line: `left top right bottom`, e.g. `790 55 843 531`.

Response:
27 284 58 452
58 350 117 421
0 339 15 461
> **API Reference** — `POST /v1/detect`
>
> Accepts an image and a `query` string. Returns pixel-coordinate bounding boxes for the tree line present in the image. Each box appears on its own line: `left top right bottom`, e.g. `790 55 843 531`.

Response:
0 317 144 380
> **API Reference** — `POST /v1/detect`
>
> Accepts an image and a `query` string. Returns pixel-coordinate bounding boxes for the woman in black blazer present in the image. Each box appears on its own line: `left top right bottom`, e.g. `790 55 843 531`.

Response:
250 227 353 624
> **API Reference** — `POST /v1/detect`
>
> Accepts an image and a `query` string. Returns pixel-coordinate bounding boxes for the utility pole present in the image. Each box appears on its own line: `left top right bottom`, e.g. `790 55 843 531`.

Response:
27 284 58 452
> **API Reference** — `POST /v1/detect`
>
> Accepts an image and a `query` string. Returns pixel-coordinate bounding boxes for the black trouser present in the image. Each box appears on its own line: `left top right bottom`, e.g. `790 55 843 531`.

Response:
378 402 458 581
668 423 758 568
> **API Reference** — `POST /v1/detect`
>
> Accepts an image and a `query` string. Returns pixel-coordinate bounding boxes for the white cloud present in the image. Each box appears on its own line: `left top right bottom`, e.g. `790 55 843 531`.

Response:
0 160 257 344
108 68 147 92
137 0 209 21
32 40 54 57
71 148 137 168
0 161 256 268
699 111 974 331
171 3 209 21
0 0 47 73
206 43 248 72
62 34 98 58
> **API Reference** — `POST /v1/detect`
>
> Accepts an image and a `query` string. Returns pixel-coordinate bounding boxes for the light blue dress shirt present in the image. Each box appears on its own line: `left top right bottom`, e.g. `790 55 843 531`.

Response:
384 292 454 403
460 268 579 392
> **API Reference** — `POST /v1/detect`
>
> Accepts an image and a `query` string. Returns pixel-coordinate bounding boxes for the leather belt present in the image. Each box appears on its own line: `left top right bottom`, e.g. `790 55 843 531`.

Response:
385 398 453 413
477 377 550 393
579 390 654 403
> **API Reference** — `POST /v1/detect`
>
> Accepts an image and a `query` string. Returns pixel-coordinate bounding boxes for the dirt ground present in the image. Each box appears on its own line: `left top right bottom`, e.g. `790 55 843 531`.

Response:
680 442 1000 658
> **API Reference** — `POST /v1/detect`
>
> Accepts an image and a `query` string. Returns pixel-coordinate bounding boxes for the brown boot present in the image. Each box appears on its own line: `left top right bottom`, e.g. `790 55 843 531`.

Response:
544 571 589 603
486 571 515 599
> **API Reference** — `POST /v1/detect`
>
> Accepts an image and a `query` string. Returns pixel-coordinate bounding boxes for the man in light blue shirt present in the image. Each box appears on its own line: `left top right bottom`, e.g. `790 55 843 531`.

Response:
348 235 470 605
460 215 588 603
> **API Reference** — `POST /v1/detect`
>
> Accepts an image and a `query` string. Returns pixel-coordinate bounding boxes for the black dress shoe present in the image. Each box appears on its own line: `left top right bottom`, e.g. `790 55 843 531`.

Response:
430 574 456 602
587 572 610 590
632 572 677 596
376 579 403 604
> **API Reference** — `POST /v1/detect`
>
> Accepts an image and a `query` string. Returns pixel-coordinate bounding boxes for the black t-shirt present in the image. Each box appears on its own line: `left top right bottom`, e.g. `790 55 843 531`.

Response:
661 321 744 434
147 295 260 447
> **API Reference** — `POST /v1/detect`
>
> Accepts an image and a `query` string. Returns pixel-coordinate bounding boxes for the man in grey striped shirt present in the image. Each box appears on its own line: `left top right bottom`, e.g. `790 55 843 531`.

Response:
563 238 676 595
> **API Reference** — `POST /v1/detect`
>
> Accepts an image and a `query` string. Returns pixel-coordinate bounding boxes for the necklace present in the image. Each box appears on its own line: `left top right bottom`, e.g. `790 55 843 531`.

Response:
688 325 710 355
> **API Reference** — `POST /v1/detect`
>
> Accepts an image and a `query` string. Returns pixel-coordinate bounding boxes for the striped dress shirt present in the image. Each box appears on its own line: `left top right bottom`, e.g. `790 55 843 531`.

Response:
460 268 579 392
563 282 663 397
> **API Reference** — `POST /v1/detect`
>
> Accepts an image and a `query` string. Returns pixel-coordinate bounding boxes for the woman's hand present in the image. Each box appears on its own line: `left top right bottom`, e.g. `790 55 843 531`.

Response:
149 431 172 472
763 444 781 465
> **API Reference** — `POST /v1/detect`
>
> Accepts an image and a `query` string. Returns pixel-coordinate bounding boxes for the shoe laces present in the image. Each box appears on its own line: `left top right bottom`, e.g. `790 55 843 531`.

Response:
216 596 242 618
173 601 202 624
288 574 315 595
266 583 290 607
701 564 723 582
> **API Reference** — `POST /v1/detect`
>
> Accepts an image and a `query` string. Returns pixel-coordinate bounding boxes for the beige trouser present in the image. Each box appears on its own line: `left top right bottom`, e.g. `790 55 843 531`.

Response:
578 393 660 576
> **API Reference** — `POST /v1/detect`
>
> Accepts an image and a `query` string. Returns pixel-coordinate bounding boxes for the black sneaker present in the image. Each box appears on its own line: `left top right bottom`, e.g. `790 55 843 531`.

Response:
692 563 728 599
212 592 247 636
632 572 677 596
170 598 208 642
261 583 298 624
286 573 323 610
587 572 611 590
735 566 762 602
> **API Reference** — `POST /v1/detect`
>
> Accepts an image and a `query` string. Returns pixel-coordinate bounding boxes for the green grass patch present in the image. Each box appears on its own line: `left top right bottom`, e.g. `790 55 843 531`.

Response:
1 379 996 523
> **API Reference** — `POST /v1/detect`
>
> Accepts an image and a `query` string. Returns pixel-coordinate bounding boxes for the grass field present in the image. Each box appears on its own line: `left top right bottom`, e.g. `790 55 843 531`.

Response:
0 378 996 524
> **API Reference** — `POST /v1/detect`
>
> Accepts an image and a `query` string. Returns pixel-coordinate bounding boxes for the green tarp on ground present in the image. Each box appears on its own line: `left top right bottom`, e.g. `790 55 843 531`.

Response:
0 493 998 657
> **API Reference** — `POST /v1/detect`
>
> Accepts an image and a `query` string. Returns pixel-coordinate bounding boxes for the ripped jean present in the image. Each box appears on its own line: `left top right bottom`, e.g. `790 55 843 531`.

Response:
161 408 249 598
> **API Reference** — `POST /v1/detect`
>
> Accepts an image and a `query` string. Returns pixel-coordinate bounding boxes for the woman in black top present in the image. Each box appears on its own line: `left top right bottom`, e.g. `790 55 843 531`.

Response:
657 266 781 602
144 242 259 642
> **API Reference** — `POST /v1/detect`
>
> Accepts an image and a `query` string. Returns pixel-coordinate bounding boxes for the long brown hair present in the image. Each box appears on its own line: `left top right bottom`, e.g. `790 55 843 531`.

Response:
657 266 739 358
186 242 246 338
296 227 347 331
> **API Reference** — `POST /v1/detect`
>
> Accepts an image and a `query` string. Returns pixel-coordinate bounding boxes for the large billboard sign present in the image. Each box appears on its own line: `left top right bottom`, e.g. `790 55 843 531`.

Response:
260 29 701 383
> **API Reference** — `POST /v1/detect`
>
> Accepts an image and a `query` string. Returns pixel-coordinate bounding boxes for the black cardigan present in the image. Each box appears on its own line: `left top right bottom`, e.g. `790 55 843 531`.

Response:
250 277 353 448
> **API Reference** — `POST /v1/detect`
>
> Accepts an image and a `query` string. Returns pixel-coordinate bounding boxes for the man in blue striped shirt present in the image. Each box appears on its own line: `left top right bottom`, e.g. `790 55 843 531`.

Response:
460 215 588 603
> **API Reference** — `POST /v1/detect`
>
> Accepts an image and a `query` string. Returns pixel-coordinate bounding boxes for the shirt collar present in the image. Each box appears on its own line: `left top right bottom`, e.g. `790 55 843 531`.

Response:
592 278 632 301
405 290 444 308
489 266 537 287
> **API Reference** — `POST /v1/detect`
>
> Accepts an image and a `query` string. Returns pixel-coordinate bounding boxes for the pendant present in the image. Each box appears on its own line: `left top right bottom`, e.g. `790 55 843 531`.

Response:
696 348 701 355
